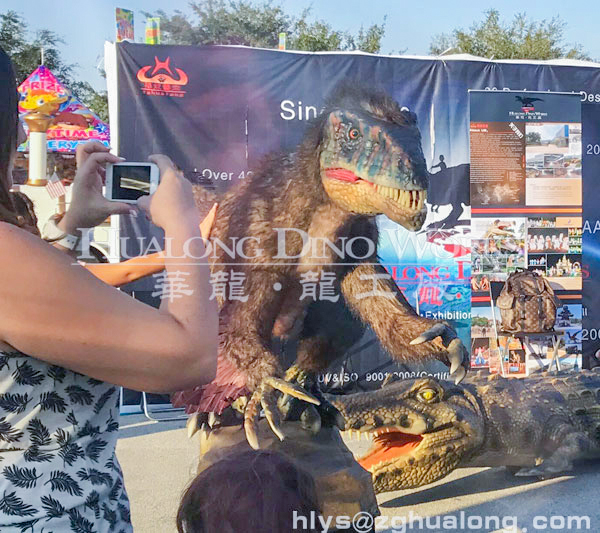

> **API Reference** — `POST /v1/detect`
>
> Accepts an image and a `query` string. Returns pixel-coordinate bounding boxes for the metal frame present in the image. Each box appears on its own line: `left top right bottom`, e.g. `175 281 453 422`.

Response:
141 391 188 422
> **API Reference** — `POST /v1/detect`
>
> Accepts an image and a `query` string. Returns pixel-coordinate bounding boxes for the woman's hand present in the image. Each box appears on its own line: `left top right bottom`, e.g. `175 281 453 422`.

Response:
137 154 200 230
59 142 135 235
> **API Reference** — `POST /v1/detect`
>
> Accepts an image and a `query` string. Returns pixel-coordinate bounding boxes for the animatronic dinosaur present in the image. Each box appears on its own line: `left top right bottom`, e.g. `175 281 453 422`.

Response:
176 85 468 449
333 370 600 493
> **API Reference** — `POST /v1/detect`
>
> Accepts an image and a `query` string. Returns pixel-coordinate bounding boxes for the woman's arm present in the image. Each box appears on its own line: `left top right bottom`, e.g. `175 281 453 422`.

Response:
83 203 217 287
0 158 218 393
83 252 165 288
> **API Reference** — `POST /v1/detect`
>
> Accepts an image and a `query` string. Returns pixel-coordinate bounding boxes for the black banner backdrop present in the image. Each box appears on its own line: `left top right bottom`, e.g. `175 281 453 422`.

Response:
582 103 600 368
108 42 600 390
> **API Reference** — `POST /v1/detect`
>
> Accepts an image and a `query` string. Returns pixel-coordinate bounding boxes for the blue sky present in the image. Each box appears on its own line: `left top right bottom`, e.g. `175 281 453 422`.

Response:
4 0 600 90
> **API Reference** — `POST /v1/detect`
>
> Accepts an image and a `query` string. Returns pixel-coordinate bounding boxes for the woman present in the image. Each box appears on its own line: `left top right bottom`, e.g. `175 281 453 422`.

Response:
0 49 217 531
10 189 218 287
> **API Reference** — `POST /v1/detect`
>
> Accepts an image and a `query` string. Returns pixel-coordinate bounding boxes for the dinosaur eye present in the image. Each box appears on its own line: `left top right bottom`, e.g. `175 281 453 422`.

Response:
348 127 361 140
417 388 438 403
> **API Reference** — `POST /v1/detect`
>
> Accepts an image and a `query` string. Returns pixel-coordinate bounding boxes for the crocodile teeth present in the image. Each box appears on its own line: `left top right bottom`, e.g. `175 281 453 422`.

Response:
374 184 426 210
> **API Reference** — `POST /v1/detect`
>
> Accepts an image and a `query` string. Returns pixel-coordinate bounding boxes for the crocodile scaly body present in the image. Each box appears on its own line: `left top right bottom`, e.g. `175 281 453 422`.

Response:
332 370 600 493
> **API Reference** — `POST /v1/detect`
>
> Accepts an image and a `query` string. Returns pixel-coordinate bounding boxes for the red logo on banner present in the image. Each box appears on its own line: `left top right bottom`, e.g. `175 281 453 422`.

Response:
136 56 189 97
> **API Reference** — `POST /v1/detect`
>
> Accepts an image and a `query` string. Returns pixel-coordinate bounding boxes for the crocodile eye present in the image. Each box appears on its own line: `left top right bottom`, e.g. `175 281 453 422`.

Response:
417 388 438 403
348 127 361 140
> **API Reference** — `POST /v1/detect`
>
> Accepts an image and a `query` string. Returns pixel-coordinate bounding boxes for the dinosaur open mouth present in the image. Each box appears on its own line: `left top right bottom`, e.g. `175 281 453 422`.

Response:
356 428 424 470
324 167 426 211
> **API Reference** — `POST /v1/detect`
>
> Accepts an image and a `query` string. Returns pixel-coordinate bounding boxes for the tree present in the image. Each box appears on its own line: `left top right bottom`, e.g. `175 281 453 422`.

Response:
526 132 541 145
430 9 589 61
70 81 109 123
144 0 386 53
0 10 74 83
0 10 108 121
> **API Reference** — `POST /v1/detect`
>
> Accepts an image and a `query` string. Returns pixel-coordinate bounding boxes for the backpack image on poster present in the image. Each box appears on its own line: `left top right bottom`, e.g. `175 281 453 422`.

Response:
496 269 558 333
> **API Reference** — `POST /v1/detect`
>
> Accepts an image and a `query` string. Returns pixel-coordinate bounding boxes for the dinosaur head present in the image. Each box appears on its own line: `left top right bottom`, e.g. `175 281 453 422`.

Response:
332 377 484 493
318 86 429 231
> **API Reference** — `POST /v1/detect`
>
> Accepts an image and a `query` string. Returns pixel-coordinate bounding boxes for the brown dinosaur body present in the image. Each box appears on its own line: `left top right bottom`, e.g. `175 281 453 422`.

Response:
174 85 468 448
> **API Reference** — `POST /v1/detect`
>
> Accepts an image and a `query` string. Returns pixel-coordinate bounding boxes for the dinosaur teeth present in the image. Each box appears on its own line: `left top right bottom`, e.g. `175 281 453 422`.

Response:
374 185 426 210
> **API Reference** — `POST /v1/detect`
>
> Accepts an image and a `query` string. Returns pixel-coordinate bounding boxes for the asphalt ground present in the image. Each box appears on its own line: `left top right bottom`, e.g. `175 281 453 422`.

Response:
117 414 600 533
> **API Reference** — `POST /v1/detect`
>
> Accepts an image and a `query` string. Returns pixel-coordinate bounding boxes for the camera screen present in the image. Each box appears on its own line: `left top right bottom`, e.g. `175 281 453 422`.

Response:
111 165 152 201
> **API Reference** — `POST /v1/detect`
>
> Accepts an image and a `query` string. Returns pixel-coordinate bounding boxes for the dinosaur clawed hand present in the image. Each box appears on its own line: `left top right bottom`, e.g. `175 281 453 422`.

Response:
278 365 346 433
244 376 320 450
410 322 468 384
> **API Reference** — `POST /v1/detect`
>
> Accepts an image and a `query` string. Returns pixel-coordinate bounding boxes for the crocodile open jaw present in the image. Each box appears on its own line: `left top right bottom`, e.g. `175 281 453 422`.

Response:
346 427 424 470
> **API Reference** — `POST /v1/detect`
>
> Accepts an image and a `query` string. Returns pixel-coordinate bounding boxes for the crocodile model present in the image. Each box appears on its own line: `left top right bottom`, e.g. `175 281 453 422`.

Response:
332 370 600 493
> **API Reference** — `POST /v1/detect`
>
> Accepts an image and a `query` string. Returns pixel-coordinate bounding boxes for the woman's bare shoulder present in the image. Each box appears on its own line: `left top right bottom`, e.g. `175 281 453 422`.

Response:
0 221 50 263
0 220 38 240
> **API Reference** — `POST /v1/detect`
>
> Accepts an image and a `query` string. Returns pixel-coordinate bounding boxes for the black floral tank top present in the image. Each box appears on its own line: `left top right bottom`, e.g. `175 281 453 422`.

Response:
0 350 132 532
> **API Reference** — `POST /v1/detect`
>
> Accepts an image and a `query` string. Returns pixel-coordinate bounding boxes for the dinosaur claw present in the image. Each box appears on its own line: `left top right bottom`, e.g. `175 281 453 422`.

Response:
186 412 200 439
208 412 220 429
413 324 468 382
453 365 467 385
199 423 211 455
448 338 463 375
264 376 320 405
411 323 447 345
261 390 286 442
244 390 262 450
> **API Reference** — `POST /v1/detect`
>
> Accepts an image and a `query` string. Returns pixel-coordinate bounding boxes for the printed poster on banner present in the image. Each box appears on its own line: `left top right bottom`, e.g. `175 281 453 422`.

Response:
469 90 583 376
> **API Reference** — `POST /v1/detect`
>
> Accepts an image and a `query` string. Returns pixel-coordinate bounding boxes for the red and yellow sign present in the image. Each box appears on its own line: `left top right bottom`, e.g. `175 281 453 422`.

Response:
136 56 188 97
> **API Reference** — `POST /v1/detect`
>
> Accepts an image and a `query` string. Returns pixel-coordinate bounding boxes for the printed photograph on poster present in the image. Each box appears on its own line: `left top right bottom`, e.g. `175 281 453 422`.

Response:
526 218 582 289
496 337 529 377
525 123 582 206
526 228 570 253
513 304 582 373
472 218 526 240
555 304 583 370
556 303 582 329
525 123 582 175
471 273 508 292
507 348 527 376
471 337 491 368
470 122 526 207
472 218 526 276
471 306 500 338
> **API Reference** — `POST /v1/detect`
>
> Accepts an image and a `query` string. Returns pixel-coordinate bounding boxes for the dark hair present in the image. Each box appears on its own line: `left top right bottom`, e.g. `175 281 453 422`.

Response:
176 450 321 533
11 191 40 236
0 47 21 228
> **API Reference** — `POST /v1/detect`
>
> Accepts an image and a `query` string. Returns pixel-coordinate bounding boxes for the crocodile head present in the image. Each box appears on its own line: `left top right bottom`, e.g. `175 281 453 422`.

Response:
332 378 484 493
318 86 428 231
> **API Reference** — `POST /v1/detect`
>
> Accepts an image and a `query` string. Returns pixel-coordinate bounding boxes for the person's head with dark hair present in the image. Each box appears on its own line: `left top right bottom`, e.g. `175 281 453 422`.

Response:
177 450 321 533
10 191 40 236
0 47 27 228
